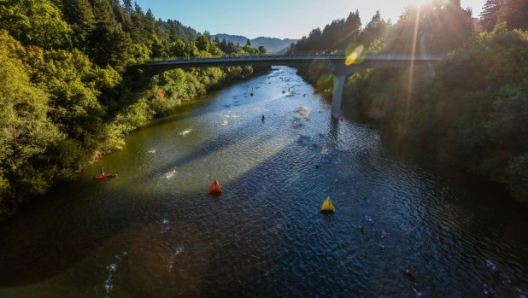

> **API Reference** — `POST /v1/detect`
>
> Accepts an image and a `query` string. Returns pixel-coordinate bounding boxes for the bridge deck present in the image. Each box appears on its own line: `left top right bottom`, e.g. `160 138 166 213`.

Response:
145 54 443 68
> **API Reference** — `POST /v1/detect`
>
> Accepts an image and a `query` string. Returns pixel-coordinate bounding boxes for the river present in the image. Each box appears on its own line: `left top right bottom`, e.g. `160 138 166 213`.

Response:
1 66 527 297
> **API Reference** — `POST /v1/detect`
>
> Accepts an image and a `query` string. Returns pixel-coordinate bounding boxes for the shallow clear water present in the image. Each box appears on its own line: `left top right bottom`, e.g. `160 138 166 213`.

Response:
1 66 527 297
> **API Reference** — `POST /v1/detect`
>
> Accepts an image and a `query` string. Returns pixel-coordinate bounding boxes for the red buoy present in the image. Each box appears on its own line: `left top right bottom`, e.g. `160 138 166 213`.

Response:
209 179 222 193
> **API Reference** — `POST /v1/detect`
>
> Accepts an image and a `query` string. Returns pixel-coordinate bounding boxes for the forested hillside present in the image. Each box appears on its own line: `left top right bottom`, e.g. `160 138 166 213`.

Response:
0 0 268 220
289 0 528 202
212 34 297 53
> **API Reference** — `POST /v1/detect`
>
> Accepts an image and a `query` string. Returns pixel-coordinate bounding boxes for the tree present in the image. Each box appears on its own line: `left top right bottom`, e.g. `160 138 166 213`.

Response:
343 10 362 47
87 0 135 72
0 0 72 49
151 36 168 58
61 0 95 50
144 9 156 36
218 38 237 54
389 0 474 55
480 0 503 31
360 11 390 48
500 0 528 30
123 0 133 14
169 39 187 57
110 0 132 33
186 41 198 57
195 34 211 52
0 33 63 211
258 46 267 55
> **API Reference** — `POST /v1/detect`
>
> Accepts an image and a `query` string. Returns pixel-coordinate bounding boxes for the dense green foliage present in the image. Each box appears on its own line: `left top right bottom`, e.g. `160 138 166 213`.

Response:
409 28 528 201
290 0 528 202
480 0 528 31
0 0 267 220
355 27 528 201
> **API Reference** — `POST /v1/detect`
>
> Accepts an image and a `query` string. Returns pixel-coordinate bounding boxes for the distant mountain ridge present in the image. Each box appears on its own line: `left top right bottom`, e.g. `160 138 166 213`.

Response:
212 34 297 53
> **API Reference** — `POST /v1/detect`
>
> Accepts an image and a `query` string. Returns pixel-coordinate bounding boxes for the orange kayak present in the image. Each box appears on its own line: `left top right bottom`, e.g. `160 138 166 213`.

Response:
94 174 118 180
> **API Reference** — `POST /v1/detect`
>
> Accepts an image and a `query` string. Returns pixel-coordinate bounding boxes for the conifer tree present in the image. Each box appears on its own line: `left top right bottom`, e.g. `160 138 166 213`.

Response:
61 0 95 50
480 0 503 31
500 0 528 30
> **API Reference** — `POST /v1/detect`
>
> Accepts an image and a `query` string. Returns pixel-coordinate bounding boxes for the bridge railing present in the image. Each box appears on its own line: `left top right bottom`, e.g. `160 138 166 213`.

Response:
145 52 444 65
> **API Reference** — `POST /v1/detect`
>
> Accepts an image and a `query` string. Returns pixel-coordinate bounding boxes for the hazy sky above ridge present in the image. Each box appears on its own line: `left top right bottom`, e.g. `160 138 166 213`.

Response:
134 0 486 39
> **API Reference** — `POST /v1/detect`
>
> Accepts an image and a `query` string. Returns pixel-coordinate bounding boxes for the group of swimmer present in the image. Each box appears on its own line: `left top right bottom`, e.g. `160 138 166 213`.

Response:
357 215 421 294
482 259 515 297
358 215 513 296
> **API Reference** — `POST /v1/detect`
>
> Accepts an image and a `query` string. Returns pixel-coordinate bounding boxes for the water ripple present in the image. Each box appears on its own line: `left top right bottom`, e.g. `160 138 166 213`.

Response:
1 66 527 298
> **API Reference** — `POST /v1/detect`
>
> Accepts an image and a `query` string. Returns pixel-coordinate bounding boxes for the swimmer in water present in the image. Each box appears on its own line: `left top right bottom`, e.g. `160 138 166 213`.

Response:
486 260 497 271
404 269 416 282
412 284 422 295
381 231 387 238
358 225 365 233
482 283 495 297
379 244 386 250
499 272 511 284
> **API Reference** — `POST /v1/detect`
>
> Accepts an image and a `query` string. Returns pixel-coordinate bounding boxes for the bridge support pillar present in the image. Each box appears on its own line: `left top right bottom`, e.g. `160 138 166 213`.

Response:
331 74 346 120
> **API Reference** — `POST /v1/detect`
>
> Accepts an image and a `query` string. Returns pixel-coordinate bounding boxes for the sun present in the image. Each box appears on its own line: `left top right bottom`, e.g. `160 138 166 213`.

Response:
405 0 431 7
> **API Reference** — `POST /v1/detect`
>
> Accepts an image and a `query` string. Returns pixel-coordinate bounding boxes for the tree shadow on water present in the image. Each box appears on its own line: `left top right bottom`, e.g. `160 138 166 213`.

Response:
0 105 344 293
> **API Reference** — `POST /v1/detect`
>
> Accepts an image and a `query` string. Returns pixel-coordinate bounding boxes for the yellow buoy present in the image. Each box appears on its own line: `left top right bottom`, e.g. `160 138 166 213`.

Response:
321 196 336 212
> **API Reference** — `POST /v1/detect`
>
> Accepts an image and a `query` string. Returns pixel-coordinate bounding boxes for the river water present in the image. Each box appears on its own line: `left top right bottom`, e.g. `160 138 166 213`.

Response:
1 66 527 297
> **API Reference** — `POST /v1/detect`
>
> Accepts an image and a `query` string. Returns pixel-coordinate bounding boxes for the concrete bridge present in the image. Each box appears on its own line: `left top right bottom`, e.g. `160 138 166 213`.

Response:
143 53 442 119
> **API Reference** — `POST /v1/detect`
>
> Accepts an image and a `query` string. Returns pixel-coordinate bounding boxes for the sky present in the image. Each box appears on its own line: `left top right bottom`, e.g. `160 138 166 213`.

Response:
134 0 487 40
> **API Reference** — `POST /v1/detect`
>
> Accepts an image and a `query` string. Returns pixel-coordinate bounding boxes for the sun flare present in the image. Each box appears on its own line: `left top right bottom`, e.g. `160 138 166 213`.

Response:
405 0 430 7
